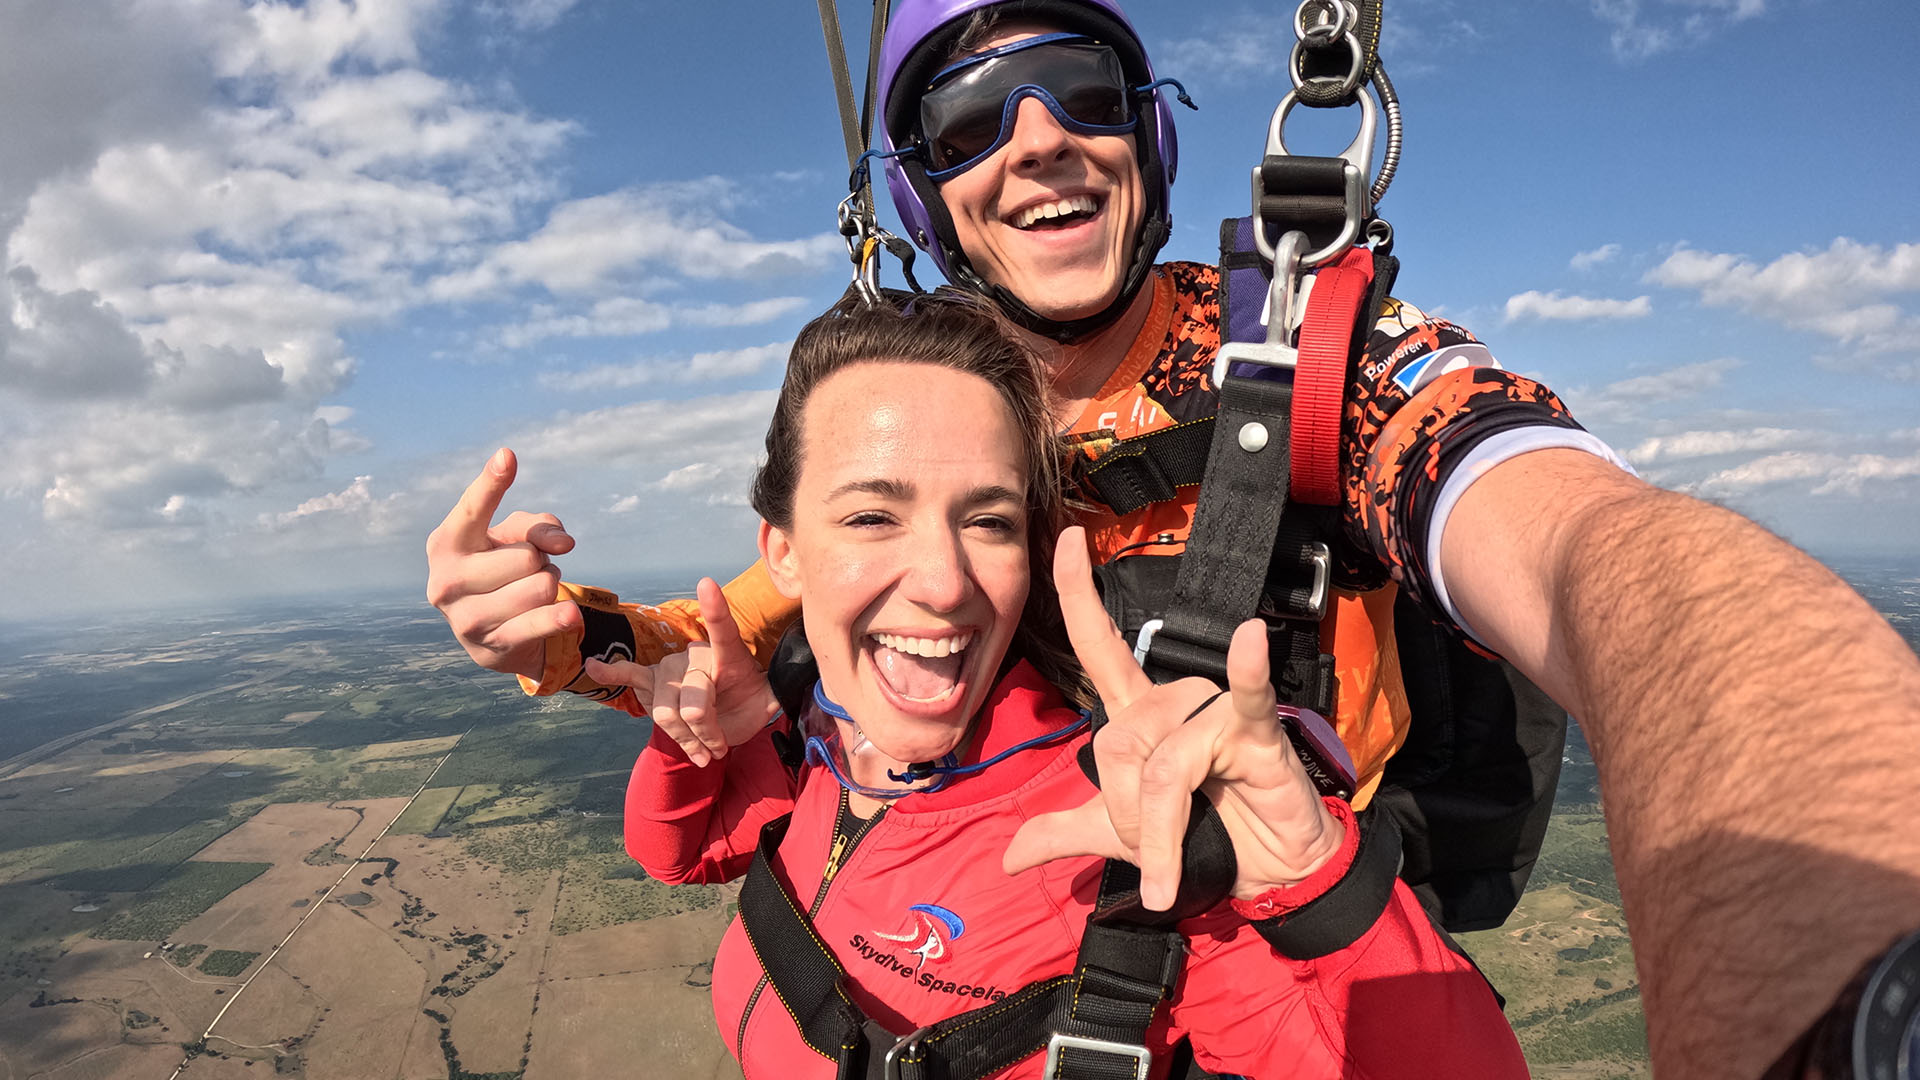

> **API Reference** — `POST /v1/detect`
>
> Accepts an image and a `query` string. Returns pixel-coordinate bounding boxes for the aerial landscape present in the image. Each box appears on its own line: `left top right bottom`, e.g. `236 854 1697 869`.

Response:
1 560 1914 1080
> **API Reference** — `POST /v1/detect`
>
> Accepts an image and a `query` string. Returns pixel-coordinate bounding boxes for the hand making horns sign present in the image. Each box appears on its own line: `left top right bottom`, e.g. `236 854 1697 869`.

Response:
1003 526 1347 910
586 577 780 768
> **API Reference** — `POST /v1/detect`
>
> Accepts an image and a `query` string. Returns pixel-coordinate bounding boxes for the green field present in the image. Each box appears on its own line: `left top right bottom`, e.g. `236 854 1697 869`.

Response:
391 785 464 834
198 948 261 977
91 861 271 941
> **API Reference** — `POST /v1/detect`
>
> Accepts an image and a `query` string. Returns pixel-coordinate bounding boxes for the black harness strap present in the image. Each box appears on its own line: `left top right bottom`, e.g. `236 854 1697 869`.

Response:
1081 417 1213 518
737 812 1190 1080
738 815 866 1065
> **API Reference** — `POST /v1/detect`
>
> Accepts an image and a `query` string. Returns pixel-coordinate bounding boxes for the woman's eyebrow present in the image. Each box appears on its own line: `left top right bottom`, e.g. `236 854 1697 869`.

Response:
825 477 915 501
967 484 1025 506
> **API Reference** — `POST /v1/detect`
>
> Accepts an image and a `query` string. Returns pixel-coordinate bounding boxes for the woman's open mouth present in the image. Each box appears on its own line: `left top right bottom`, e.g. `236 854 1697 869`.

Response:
866 630 976 705
1008 193 1102 231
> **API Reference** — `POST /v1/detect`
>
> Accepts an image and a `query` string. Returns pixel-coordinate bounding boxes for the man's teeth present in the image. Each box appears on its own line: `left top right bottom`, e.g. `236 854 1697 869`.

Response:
870 631 973 658
1013 194 1098 229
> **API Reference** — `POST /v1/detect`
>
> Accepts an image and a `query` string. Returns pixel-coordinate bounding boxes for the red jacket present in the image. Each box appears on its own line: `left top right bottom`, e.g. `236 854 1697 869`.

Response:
626 663 1527 1079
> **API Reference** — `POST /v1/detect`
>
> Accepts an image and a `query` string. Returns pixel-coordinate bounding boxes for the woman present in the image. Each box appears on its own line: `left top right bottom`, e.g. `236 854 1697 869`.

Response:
609 294 1526 1079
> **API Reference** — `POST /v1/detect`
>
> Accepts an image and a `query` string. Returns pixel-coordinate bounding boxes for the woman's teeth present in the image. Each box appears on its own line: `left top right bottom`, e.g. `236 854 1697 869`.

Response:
1013 194 1098 230
869 631 973 657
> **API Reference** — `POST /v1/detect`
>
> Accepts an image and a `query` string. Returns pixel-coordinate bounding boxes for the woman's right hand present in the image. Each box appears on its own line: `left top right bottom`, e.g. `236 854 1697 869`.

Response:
587 577 779 767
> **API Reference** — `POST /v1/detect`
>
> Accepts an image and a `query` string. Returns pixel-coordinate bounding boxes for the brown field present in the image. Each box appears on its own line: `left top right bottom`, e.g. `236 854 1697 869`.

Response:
14 1042 183 1080
190 801 365 863
446 874 560 1075
0 749 243 814
173 798 411 957
0 936 227 1080
185 902 436 1080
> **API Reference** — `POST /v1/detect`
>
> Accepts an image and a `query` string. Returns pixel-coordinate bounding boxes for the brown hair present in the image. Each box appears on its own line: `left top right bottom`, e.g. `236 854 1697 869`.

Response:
752 290 1087 705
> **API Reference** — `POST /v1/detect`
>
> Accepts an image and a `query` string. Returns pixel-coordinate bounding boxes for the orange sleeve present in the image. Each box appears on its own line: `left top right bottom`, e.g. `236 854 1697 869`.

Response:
515 560 800 717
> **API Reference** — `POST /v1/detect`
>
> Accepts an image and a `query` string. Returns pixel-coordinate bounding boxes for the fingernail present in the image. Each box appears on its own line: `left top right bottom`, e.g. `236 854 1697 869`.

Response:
489 448 509 473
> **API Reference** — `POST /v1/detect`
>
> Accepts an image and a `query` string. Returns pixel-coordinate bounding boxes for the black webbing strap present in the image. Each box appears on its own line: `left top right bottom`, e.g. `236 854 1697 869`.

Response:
1081 417 1214 517
1257 156 1353 257
1142 372 1331 716
1252 805 1403 959
739 814 868 1067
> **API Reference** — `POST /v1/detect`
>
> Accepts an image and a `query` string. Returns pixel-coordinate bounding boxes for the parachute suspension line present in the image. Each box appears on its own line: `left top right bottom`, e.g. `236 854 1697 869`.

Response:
817 0 920 305
816 0 867 191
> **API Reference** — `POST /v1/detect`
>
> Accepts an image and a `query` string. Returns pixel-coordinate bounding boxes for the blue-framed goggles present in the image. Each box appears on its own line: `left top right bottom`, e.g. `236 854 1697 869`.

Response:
917 33 1140 181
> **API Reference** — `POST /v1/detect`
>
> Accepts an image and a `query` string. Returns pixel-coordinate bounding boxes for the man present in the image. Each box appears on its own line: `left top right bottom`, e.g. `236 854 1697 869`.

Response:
427 2 1920 1076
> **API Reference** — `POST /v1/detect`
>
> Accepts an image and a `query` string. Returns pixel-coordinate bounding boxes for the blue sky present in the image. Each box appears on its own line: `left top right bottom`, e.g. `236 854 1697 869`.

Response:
0 0 1915 622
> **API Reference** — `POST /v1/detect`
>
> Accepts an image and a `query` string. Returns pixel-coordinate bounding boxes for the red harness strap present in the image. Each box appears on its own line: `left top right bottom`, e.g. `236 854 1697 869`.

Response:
1290 245 1375 506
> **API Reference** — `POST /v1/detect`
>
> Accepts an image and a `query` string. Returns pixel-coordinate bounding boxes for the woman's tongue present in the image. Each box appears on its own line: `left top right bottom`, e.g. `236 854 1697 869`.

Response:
872 641 964 703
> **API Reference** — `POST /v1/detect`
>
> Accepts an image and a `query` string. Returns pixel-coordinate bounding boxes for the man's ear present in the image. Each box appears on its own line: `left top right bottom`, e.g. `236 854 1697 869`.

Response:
760 520 802 600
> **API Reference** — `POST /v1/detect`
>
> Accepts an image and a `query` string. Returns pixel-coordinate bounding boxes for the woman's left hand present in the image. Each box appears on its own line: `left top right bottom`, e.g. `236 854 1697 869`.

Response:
1003 527 1345 911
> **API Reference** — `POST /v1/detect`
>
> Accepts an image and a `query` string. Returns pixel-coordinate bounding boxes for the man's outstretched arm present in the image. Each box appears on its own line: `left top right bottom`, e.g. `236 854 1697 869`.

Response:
1443 448 1920 1080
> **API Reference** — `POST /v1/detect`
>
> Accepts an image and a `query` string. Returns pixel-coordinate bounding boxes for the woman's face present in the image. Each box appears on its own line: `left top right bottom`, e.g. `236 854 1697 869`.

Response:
934 23 1146 322
761 361 1031 765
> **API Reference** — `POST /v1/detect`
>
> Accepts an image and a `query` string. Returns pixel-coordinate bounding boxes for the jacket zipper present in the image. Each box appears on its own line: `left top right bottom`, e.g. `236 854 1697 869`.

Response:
735 791 889 1063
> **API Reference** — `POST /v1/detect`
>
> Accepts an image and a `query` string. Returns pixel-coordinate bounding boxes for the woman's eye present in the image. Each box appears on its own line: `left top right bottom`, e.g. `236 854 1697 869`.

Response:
969 514 1018 534
844 511 894 528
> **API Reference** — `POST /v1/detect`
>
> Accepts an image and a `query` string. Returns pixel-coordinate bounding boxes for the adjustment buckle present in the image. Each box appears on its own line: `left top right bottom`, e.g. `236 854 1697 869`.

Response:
1043 1033 1152 1080
882 1025 935 1080
1262 541 1332 622
1132 618 1163 667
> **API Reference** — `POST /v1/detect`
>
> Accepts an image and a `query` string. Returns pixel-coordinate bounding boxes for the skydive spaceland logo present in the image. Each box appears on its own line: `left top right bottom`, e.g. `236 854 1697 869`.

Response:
848 904 1008 1002
874 903 964 968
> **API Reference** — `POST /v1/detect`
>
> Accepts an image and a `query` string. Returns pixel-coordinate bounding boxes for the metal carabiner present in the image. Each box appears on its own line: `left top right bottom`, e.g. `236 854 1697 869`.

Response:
837 191 885 306
1212 229 1310 387
1251 85 1377 270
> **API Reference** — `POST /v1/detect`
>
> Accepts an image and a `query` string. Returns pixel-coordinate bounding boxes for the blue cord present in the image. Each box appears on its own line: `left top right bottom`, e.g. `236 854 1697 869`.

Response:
806 680 1092 796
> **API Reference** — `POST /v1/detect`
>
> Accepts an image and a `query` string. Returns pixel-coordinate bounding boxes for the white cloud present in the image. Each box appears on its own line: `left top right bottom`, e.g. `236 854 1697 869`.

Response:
263 474 403 533
478 0 584 32
1687 450 1920 499
1570 243 1622 270
1591 0 1766 61
537 341 792 391
1647 240 1920 374
1558 356 1740 426
0 0 838 568
1504 290 1652 323
1624 427 1809 465
498 297 805 351
506 389 777 466
429 184 842 301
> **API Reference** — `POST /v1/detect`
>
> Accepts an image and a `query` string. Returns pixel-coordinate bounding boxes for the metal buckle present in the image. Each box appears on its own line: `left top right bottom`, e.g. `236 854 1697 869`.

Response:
1132 618 1163 667
882 1025 935 1080
1043 1033 1152 1080
1298 541 1333 621
1252 86 1377 270
1261 541 1333 622
1212 229 1308 387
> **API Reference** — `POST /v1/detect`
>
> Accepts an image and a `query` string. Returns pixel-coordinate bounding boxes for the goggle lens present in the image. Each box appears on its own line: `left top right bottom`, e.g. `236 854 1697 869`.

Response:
917 37 1137 179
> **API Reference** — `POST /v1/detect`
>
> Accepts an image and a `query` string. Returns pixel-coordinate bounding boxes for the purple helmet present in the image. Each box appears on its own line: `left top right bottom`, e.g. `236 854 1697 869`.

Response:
876 0 1180 341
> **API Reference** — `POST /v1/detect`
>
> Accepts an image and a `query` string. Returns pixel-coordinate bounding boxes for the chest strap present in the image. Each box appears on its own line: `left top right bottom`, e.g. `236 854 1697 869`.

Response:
738 813 1186 1080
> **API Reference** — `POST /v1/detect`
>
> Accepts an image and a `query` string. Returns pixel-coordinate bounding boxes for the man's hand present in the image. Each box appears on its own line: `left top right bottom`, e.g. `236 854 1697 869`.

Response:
1003 527 1343 909
587 577 779 767
425 448 581 682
